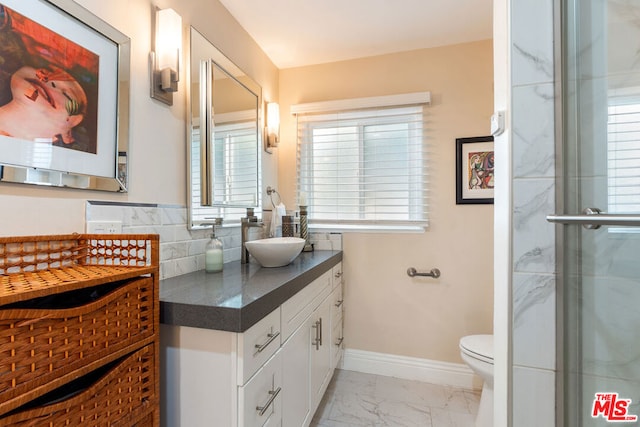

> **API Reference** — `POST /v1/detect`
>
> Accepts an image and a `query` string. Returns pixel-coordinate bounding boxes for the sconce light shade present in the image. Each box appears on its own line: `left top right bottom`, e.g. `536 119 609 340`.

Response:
265 102 280 152
150 8 182 105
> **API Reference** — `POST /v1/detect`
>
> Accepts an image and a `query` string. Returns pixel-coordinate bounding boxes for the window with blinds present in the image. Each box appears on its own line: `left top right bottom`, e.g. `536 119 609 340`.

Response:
296 101 428 231
191 122 259 224
608 90 640 226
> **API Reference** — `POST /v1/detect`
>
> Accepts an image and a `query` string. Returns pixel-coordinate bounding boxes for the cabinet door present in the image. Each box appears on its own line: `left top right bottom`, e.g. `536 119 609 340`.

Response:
310 295 332 410
281 318 312 427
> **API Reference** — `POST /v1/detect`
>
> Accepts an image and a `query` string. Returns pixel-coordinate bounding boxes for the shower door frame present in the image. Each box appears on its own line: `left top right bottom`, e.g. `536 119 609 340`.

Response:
553 0 564 419
554 0 566 418
552 0 640 424
554 0 593 422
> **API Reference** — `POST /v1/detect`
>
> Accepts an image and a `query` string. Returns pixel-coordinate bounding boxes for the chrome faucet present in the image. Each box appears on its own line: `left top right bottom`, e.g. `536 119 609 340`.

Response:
241 207 264 264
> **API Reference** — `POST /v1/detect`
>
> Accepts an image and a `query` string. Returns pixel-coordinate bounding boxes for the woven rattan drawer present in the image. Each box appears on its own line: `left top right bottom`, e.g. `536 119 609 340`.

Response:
0 234 159 306
0 276 156 414
0 344 157 426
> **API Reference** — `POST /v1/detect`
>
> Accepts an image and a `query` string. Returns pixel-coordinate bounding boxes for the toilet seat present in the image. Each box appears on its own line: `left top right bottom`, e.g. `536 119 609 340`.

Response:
460 334 493 364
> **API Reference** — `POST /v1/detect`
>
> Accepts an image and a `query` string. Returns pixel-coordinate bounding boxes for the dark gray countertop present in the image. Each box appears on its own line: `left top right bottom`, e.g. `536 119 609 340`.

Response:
160 250 342 332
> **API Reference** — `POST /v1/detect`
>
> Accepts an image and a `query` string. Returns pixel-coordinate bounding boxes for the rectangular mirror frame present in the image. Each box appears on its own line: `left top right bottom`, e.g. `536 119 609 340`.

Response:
188 27 261 229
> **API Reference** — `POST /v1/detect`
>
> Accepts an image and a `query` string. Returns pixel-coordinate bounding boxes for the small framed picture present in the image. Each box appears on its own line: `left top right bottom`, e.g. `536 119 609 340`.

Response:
456 136 494 205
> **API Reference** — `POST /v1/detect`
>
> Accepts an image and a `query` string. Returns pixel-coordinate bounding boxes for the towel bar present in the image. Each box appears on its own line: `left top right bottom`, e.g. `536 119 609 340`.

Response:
407 267 441 278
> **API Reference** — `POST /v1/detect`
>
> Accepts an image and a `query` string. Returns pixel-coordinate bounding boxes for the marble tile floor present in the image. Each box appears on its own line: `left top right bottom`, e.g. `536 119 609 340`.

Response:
310 369 480 427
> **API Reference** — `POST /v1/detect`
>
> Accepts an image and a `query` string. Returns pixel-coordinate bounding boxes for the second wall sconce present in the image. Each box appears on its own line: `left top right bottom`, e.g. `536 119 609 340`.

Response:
265 102 280 153
150 8 182 106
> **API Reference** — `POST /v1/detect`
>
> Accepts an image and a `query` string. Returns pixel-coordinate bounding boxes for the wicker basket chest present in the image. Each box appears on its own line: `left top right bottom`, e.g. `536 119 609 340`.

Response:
0 234 160 426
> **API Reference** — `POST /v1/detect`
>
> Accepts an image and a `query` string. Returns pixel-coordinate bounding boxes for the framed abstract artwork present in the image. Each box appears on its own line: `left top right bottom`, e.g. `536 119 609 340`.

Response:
0 0 130 192
456 136 494 205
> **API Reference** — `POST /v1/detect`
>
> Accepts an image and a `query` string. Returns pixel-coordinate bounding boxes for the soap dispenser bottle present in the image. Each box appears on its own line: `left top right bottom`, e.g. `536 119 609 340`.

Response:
205 219 223 273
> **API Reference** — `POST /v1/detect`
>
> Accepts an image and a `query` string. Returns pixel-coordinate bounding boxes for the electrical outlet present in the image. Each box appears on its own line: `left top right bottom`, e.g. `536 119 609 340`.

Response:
86 221 123 234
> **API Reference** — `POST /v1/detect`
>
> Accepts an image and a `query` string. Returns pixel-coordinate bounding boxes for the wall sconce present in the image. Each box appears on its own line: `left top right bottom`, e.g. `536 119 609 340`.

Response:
150 8 182 106
265 102 280 153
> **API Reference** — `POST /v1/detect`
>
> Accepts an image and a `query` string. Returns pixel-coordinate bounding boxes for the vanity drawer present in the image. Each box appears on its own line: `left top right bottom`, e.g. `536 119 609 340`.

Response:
238 349 282 427
238 307 281 385
0 276 156 413
330 282 343 370
0 344 157 426
330 283 343 326
281 271 331 342
331 262 343 289
331 318 344 369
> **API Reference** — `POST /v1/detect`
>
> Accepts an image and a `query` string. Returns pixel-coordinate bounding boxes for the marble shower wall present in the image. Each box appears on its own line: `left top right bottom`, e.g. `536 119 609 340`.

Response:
510 0 557 424
86 201 342 280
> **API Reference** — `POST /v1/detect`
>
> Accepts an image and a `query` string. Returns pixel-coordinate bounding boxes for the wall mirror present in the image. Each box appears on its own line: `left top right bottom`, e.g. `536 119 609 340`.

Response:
188 27 261 229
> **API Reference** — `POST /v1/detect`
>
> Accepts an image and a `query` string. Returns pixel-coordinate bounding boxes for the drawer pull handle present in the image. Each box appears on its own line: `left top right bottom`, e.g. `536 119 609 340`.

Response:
335 337 344 347
334 272 342 278
256 386 282 416
318 317 323 346
334 299 343 308
255 332 280 353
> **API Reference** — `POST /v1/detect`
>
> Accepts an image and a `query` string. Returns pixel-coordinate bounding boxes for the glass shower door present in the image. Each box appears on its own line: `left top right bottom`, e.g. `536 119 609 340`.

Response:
547 0 640 425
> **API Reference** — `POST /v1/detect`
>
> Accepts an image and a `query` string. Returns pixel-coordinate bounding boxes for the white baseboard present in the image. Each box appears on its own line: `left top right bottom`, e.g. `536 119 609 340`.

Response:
340 348 482 390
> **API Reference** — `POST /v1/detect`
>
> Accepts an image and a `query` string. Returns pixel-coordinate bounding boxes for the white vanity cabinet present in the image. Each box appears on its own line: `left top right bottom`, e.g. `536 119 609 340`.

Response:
161 257 344 427
161 309 283 427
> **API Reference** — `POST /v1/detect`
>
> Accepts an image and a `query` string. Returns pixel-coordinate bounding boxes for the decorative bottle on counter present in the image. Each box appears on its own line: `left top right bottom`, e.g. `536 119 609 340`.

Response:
205 219 223 273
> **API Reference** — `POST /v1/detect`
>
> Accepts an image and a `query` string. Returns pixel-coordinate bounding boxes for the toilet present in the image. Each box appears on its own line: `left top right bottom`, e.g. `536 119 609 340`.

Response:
459 334 493 427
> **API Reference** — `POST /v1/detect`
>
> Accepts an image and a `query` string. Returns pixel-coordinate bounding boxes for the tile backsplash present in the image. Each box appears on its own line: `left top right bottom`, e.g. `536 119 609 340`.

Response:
86 201 342 280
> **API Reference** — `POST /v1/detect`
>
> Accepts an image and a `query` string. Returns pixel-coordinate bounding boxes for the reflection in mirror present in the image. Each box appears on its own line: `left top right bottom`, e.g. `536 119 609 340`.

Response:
189 27 261 229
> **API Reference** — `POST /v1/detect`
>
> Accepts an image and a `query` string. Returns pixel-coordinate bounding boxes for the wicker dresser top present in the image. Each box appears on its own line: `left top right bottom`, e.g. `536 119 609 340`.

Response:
0 234 159 305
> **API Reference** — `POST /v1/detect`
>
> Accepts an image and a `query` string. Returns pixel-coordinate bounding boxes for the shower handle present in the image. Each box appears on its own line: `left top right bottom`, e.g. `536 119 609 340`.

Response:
546 208 640 229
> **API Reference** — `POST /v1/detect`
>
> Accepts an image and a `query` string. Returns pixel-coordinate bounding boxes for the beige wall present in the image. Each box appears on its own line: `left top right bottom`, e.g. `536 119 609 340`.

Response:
278 40 494 363
0 0 278 236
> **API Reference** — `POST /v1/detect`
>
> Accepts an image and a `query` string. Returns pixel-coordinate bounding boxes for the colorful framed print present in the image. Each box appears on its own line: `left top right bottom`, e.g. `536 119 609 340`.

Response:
0 0 130 192
456 136 494 205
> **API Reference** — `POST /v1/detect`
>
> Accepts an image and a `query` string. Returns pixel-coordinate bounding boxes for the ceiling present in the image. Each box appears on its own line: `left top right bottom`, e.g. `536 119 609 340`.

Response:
218 0 494 69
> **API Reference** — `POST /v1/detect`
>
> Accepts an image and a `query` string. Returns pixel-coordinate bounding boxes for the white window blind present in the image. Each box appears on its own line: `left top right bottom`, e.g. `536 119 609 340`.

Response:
296 99 429 231
608 90 640 222
191 121 259 224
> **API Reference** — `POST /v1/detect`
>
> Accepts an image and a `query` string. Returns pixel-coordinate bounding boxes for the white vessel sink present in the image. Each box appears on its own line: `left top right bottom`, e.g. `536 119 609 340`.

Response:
244 237 305 267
